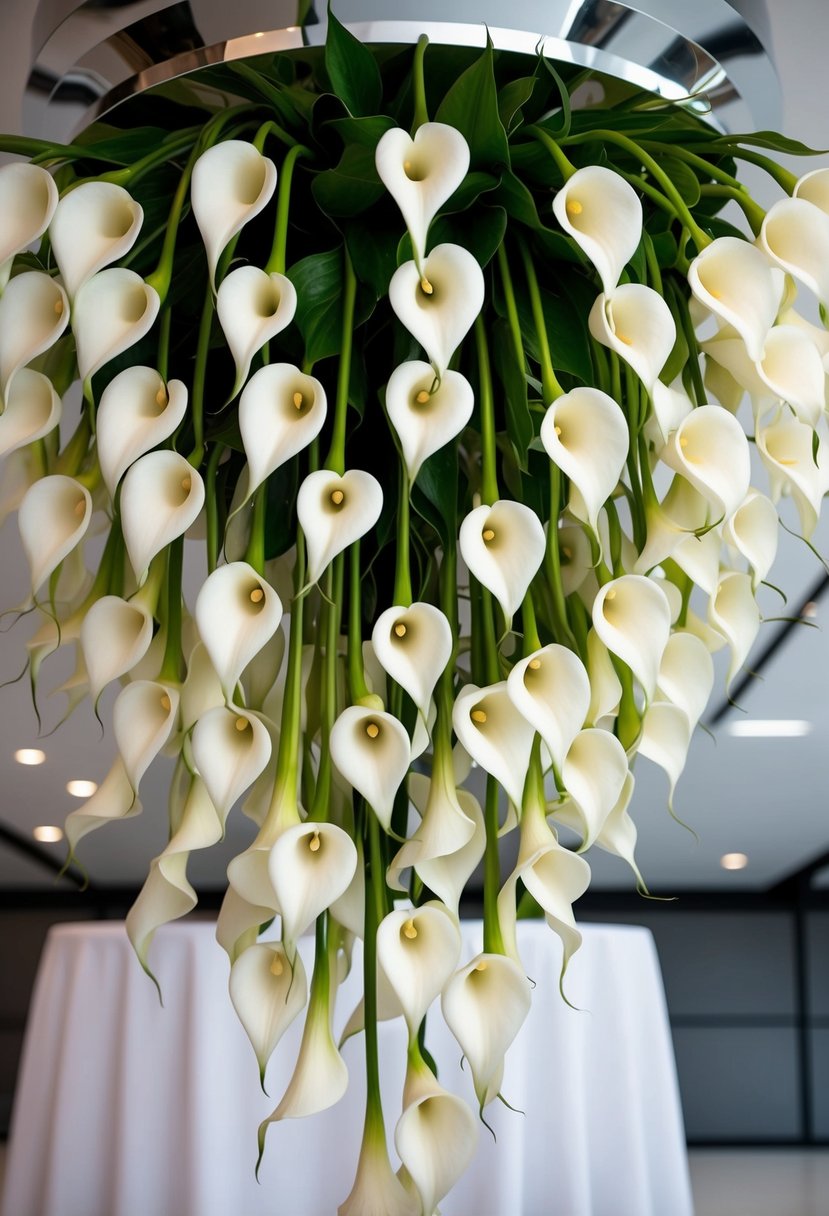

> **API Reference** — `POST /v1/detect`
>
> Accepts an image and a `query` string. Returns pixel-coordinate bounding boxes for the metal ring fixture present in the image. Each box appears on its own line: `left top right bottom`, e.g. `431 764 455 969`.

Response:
25 0 779 140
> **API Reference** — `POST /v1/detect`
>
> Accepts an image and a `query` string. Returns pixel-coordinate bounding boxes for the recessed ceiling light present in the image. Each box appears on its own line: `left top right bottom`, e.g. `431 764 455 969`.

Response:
66 779 98 798
721 852 748 871
727 720 812 738
14 748 46 766
33 825 63 843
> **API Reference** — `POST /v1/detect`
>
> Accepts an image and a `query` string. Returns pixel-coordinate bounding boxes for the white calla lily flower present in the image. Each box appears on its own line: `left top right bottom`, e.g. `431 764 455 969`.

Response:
756 412 828 539
507 644 590 774
65 758 140 855
120 450 205 579
442 953 531 1109
259 983 348 1131
371 602 452 718
702 325 773 408
708 571 761 690
558 521 593 598
96 366 188 497
191 140 277 285
179 641 225 733
638 702 692 807
634 475 711 580
0 271 68 401
267 821 358 954
375 122 470 268
760 197 829 305
391 774 484 918
0 369 60 458
191 706 272 819
239 363 327 497
756 324 826 428
452 681 535 811
558 727 629 850
80 595 154 702
339 1129 419 1216
194 561 283 700
113 680 179 789
216 267 297 398
395 1061 478 1216
339 954 404 1046
376 901 461 1038
459 500 546 626
0 162 58 289
794 167 829 214
552 165 643 296
588 284 675 393
724 489 778 589
688 237 780 361
18 474 91 594
656 632 714 733
297 468 383 586
385 361 474 483
229 943 308 1085
592 575 671 701
585 629 622 724
330 705 411 831
72 268 160 384
540 386 628 536
662 405 750 521
50 181 143 299
586 770 646 888
389 243 484 378
648 380 694 448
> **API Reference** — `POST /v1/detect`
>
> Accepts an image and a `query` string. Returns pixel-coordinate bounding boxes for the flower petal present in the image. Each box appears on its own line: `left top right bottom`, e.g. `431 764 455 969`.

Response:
72 268 160 383
541 386 629 534
377 901 461 1037
194 561 283 700
64 757 139 854
191 140 277 285
656 631 714 732
297 468 383 586
267 821 358 954
724 488 779 590
338 1130 419 1216
113 679 179 789
375 123 470 266
229 943 308 1083
80 594 154 701
371 602 452 718
259 985 348 1128
120 450 205 580
452 681 535 811
552 165 643 296
216 267 297 398
588 285 675 393
756 411 828 539
662 405 751 521
0 163 58 287
239 363 327 497
760 197 829 305
395 1065 477 1216
18 474 91 594
507 644 591 774
459 500 546 626
96 366 188 497
50 181 143 299
0 369 61 458
0 271 68 401
330 705 411 831
389 244 484 378
708 570 760 691
688 237 780 361
638 701 692 807
592 575 671 701
385 360 474 483
190 705 272 818
756 324 826 428
559 727 629 850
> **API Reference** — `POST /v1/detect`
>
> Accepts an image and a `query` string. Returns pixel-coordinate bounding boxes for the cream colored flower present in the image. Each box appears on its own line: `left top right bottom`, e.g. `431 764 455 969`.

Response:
50 181 143 299
541 387 628 536
96 366 188 497
389 244 484 378
191 140 277 285
552 165 643 296
385 361 473 482
459 500 546 627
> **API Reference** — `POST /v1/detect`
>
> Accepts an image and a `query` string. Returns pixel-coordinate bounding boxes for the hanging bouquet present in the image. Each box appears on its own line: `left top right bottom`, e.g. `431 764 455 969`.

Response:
2 10 828 1211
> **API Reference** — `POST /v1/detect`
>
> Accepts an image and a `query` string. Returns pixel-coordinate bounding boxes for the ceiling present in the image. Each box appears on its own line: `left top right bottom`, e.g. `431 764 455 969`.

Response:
1 0 829 894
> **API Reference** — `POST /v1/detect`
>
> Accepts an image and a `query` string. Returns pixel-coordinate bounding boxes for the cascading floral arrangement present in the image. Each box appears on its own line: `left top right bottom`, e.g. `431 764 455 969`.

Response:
2 10 828 1211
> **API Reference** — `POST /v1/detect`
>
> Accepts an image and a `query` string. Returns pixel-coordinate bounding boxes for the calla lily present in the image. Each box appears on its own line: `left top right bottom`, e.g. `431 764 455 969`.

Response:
96 366 188 497
708 571 761 690
0 162 58 289
389 243 485 378
552 165 643 297
216 266 297 398
242 623 286 714
585 629 622 725
760 197 829 305
656 632 714 733
258 981 348 1130
794 167 829 214
375 122 470 268
113 679 179 789
638 702 692 807
385 361 474 483
634 475 712 577
338 1128 419 1216
229 943 308 1084
592 575 671 701
179 641 225 734
267 821 358 955
239 363 327 498
459 500 546 626
0 271 68 401
688 236 780 361
506 644 590 774
297 468 383 586
588 770 646 888
72 268 160 384
371 602 452 718
557 727 628 850
704 350 751 414
120 450 205 579
558 521 593 598
724 488 779 589
588 285 675 393
339 952 405 1046
191 140 277 285
49 181 143 299
330 705 411 831
702 325 773 408
190 706 272 818
80 595 154 702
442 953 532 1109
0 369 60 457
756 411 828 538
376 902 461 1038
648 380 694 448
395 1058 478 1216
18 474 91 594
194 561 283 700
452 682 535 811
393 776 485 919
661 405 751 521
64 757 140 855
540 387 628 536
756 324 826 428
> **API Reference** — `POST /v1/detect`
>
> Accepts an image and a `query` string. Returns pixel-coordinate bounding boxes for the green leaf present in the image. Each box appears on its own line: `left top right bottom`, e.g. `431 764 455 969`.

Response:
659 157 701 206
498 76 537 134
491 318 533 469
412 444 458 547
344 217 399 298
435 39 509 171
288 248 375 363
441 171 500 215
74 125 184 164
312 145 385 217
325 7 382 117
539 59 571 137
325 114 396 148
493 171 542 227
716 131 829 156
429 205 507 267
264 459 300 560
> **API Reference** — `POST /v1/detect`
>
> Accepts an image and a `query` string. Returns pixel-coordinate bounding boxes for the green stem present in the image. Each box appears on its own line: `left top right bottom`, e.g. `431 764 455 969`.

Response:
411 35 430 131
363 808 384 1120
204 443 223 574
325 251 357 474
310 558 343 823
348 541 372 703
273 533 306 789
698 184 765 235
266 143 311 275
393 470 413 606
521 591 541 654
188 287 214 467
244 486 267 574
102 129 201 188
474 317 499 505
668 278 706 407
156 307 172 382
642 141 746 189
496 243 527 371
517 237 564 402
545 463 576 649
158 539 184 683
483 776 506 955
144 142 202 302
717 145 798 193
526 126 577 181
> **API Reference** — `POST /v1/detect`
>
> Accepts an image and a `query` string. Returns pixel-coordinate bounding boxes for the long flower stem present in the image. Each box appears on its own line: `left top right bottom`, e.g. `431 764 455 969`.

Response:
517 237 564 402
348 541 372 703
272 531 307 791
474 317 499 505
412 35 430 131
204 443 223 574
310 557 343 822
158 538 184 683
188 287 214 467
325 251 357 474
482 775 506 955
364 804 386 1117
393 468 413 607
244 485 267 574
266 143 311 275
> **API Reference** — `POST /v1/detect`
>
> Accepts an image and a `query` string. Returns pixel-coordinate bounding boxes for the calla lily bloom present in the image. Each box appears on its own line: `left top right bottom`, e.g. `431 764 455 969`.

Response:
216 266 297 398
662 405 751 521
64 757 140 855
375 122 470 269
267 821 358 956
297 468 383 586
194 561 283 700
395 1058 478 1216
239 363 327 498
507 644 590 775
385 361 474 483
0 162 58 290
338 1129 419 1216
635 477 720 594
442 953 532 1109
585 629 622 725
0 271 68 402
391 773 484 919
389 243 485 378
330 705 411 831
191 140 277 285
558 520 593 598
0 369 60 458
241 623 286 714
688 236 780 361
49 181 143 300
552 165 643 297
229 943 308 1084
452 681 535 811
72 268 160 384
258 979 348 1128
592 575 671 702
376 901 461 1038
755 324 826 428
540 386 628 537
648 380 694 448
756 411 828 539
179 641 225 735
587 771 646 889
191 706 272 819
120 450 205 579
371 602 452 719
18 474 91 594
794 167 829 214
558 727 629 850
708 571 761 690
638 702 692 808
96 366 188 497
656 632 714 733
588 285 675 394
459 500 546 627
760 197 829 305
80 595 154 702
702 325 773 409
724 489 779 589
112 679 179 790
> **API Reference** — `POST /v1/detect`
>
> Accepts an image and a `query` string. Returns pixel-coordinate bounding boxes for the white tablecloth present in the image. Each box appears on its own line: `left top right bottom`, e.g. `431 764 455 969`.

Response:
2 919 692 1216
